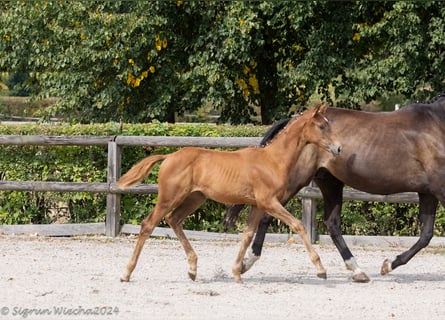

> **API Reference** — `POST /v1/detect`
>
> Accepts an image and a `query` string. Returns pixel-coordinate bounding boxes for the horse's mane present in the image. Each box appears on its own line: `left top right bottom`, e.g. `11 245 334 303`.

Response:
261 104 329 146
427 91 445 104
260 118 292 147
415 90 445 105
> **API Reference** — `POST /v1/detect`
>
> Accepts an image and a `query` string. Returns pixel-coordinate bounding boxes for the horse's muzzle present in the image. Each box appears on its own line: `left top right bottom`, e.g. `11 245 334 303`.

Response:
329 144 342 156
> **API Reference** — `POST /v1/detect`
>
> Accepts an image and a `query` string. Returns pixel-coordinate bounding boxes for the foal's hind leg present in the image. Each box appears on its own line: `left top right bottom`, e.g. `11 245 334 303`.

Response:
232 206 265 284
165 192 206 281
120 204 169 282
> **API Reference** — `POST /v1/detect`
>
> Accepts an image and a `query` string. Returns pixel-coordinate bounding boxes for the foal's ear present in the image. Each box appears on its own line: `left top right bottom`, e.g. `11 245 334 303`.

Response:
311 103 328 118
319 103 328 114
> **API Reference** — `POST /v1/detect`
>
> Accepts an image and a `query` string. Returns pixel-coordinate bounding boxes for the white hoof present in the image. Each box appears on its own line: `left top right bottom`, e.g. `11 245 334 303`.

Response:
242 250 260 274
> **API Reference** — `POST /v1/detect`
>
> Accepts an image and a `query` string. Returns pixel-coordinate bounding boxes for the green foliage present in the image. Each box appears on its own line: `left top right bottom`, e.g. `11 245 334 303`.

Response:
352 1 445 103
1 1 444 124
0 142 107 224
2 73 32 96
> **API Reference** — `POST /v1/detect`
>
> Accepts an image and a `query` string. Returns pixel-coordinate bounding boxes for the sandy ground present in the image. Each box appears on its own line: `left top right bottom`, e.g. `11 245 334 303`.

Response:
1 234 444 320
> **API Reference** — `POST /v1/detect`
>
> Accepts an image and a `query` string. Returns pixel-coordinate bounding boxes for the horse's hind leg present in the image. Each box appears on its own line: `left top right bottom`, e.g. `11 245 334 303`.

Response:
165 192 206 281
223 204 245 231
232 206 264 284
381 193 438 275
120 204 168 282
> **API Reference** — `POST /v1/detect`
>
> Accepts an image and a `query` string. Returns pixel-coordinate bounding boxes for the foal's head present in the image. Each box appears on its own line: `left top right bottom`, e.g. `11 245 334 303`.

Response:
300 104 342 156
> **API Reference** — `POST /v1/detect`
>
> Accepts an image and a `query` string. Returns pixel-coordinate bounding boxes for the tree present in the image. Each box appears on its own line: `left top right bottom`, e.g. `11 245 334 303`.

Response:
1 1 181 122
1 1 444 124
353 1 445 103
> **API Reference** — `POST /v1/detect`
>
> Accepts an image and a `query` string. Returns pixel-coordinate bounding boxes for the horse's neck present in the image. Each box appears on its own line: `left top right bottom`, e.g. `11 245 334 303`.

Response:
434 97 445 112
264 122 307 168
410 98 445 122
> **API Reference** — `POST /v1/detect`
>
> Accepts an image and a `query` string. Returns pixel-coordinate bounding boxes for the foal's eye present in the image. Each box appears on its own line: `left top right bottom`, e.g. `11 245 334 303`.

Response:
318 124 326 130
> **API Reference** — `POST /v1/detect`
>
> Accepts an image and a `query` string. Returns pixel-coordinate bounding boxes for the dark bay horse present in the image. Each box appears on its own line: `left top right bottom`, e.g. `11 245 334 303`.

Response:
118 104 342 284
225 94 445 283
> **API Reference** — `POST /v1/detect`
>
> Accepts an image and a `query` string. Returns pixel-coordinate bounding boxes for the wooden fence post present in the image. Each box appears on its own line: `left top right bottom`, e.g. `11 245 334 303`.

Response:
106 140 121 237
302 181 317 243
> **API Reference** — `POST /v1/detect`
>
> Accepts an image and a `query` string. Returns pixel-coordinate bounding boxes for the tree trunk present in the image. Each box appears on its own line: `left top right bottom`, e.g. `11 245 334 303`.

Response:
257 38 278 125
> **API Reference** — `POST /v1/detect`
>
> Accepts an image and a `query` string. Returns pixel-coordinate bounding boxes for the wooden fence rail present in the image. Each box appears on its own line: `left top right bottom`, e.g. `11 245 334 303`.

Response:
0 135 419 241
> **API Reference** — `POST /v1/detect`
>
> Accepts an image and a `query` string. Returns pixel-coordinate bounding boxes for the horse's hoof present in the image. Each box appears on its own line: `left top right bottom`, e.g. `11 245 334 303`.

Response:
352 271 370 283
241 251 260 274
380 258 392 275
317 272 327 280
188 272 197 281
120 276 130 282
234 276 244 284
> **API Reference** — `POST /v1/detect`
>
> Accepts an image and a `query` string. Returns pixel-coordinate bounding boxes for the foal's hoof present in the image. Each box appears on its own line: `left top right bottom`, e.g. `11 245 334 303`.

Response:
317 272 327 280
352 271 370 283
234 275 244 284
188 272 197 281
120 276 130 282
380 258 392 275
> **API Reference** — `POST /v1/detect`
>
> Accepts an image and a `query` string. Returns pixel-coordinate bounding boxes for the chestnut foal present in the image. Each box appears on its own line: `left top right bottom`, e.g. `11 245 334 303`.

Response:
118 104 341 283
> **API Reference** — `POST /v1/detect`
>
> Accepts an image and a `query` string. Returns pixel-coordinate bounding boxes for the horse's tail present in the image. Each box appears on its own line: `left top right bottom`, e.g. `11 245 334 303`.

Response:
118 154 167 189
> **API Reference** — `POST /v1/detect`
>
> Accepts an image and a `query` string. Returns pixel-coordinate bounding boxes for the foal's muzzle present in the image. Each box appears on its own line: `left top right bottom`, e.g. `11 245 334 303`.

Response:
328 144 342 156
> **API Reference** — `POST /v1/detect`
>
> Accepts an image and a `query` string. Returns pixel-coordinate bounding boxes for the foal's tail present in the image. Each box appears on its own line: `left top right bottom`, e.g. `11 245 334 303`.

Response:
118 155 167 189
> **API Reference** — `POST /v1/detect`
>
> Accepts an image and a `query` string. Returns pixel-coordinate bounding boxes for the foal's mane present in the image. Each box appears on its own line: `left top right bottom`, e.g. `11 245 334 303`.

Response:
260 118 292 147
261 116 299 147
261 104 327 147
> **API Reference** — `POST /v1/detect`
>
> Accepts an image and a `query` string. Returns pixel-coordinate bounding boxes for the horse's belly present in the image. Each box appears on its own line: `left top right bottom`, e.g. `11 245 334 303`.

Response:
196 186 256 205
338 170 429 195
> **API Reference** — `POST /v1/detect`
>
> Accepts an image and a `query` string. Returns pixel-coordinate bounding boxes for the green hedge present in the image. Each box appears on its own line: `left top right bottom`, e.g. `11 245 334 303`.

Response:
1 122 444 236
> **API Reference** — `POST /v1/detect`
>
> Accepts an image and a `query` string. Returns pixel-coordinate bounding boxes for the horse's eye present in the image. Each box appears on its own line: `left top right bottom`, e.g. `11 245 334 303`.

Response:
318 124 326 130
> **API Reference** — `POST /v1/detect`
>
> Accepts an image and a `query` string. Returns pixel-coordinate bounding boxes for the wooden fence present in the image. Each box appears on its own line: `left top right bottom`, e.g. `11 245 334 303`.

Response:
0 135 419 242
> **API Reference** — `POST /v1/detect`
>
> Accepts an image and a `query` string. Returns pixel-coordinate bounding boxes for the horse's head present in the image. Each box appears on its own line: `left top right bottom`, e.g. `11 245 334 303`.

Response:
303 104 342 156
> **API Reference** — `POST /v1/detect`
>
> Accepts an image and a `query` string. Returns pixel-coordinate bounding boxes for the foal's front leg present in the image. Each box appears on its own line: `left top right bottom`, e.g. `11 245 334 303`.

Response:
232 206 265 284
262 199 327 279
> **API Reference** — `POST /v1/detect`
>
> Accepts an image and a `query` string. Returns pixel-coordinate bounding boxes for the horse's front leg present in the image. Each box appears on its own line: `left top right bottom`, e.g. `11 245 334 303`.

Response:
232 207 264 284
165 192 206 281
315 172 370 283
381 193 438 275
